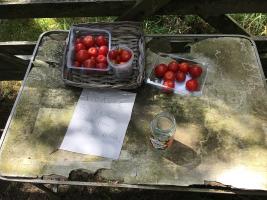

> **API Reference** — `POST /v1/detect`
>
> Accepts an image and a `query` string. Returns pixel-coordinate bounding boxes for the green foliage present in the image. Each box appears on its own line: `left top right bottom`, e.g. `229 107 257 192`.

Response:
0 17 115 41
0 14 266 42
231 13 267 35
0 19 40 41
0 81 21 102
143 15 217 35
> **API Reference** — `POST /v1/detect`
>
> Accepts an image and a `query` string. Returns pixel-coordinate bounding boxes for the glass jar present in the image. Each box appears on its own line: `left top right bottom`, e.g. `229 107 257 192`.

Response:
150 112 176 150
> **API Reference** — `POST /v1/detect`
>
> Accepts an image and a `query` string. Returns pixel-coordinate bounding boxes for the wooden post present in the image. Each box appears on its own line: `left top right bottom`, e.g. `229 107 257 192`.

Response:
0 53 28 80
0 42 34 80
117 0 172 21
0 41 35 55
0 0 135 19
157 0 267 16
200 14 251 36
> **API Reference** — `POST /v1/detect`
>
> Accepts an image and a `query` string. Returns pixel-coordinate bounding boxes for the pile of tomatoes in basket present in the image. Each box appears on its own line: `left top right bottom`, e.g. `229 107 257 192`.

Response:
108 48 132 65
74 35 108 69
154 61 203 92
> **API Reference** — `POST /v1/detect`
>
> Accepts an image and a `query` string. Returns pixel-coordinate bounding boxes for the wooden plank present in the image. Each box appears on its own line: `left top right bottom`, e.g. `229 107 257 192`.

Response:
157 0 267 16
1 0 267 19
0 0 135 19
0 53 28 70
0 103 14 135
259 53 267 78
252 37 267 79
0 41 35 55
0 71 25 80
117 0 172 21
0 129 4 137
0 106 13 129
200 14 251 36
253 36 267 53
0 53 28 80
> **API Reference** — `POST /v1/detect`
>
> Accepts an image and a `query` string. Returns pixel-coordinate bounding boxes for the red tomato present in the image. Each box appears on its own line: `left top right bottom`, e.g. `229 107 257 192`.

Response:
96 55 107 64
88 47 98 57
108 50 118 60
83 35 95 48
96 62 108 69
176 71 186 82
163 80 175 88
118 48 123 53
98 46 108 56
189 65 202 78
163 80 175 93
75 43 85 52
154 64 168 78
164 71 175 81
179 62 190 73
121 50 132 62
96 35 107 46
90 56 96 62
115 55 121 64
168 61 179 72
74 61 81 68
75 38 82 44
76 50 89 62
186 79 199 91
83 59 96 68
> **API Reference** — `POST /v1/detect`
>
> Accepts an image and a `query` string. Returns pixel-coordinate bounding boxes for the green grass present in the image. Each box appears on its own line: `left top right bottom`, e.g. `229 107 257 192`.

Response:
0 14 266 42
0 15 215 42
144 15 216 34
144 14 267 35
0 17 115 41
0 81 21 102
231 13 267 35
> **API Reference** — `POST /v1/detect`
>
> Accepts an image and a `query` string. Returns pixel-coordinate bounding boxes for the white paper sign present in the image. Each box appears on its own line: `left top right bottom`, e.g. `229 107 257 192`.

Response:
59 89 136 160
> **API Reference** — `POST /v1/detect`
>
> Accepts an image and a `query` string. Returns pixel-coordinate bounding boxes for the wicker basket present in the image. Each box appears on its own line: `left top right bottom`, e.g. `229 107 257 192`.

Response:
62 21 145 89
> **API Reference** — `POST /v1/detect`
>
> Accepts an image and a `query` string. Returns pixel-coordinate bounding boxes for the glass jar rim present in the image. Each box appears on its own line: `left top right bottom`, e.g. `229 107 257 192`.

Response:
151 112 176 133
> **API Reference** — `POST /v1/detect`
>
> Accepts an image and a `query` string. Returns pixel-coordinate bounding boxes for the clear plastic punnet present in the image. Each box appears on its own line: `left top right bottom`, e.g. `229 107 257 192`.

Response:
146 54 208 96
65 26 111 73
